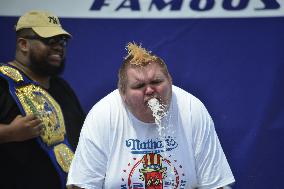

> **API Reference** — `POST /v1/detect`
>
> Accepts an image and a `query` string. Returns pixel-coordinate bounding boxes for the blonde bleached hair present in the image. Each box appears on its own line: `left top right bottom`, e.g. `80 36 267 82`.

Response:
124 42 157 65
118 42 171 94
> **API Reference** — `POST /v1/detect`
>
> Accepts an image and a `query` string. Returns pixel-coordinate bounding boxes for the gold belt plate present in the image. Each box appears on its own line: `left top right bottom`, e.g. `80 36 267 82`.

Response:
16 84 65 146
54 143 74 173
0 65 24 82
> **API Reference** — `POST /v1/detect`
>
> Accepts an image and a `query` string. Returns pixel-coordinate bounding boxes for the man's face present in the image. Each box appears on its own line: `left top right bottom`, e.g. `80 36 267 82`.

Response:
28 35 67 76
122 62 172 123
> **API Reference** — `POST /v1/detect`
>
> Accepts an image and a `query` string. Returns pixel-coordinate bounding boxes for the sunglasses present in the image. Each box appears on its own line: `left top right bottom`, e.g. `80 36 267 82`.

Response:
23 35 69 47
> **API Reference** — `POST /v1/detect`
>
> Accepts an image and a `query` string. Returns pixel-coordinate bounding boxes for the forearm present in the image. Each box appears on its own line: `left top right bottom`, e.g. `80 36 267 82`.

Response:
67 185 84 189
0 123 13 143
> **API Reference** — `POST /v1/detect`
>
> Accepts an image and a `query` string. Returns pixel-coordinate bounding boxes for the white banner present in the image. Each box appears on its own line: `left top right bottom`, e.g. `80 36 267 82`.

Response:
0 0 283 18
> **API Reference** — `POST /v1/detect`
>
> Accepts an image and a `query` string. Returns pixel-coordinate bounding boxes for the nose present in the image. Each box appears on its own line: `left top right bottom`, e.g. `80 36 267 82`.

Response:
145 85 154 95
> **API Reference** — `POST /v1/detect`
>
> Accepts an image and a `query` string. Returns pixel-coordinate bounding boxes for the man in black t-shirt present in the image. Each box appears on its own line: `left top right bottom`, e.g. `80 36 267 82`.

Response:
0 10 85 189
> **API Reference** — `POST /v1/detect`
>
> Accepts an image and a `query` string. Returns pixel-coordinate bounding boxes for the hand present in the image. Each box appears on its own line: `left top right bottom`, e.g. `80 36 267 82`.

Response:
9 114 43 142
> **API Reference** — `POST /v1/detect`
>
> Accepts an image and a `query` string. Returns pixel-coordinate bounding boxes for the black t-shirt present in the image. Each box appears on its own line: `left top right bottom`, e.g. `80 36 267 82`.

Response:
0 75 86 189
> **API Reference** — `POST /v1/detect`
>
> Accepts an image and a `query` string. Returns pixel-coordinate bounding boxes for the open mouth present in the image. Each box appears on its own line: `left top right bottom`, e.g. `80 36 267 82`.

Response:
147 98 166 115
147 98 160 109
147 97 168 125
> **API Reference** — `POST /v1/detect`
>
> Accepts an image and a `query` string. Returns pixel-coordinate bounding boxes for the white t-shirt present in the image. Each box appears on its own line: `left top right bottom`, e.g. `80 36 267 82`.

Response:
67 86 235 189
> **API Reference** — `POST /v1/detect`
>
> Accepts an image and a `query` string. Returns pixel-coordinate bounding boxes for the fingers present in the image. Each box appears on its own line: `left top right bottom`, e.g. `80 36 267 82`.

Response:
14 114 39 124
32 124 44 136
10 115 45 141
18 114 42 126
15 115 43 135
28 118 42 127
22 114 40 121
26 117 44 136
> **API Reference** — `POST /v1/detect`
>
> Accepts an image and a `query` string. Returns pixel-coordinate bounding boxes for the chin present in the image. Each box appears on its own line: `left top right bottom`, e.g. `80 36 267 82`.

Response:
143 114 156 123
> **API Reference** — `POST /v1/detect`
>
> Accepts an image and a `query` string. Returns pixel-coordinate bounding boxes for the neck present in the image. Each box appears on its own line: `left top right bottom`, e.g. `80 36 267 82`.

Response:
10 59 50 89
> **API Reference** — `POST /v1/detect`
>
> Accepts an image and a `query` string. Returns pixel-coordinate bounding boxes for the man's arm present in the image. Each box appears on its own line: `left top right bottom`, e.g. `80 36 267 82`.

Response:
67 185 83 189
191 99 235 188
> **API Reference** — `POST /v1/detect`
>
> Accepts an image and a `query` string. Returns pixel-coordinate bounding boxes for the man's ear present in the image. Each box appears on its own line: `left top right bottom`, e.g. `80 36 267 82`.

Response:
17 38 29 53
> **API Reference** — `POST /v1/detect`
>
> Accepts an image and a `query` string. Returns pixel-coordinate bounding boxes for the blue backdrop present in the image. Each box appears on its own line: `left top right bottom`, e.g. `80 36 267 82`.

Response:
1 13 284 188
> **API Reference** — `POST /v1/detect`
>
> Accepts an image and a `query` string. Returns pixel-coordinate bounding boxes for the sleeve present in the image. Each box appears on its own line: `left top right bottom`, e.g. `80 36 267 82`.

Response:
191 100 235 189
0 77 20 123
67 99 111 189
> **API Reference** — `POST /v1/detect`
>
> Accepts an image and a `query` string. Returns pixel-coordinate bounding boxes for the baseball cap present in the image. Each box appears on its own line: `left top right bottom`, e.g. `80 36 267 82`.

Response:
15 10 71 38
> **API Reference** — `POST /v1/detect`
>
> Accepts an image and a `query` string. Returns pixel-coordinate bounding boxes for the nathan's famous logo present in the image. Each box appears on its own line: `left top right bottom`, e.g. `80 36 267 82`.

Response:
126 137 178 154
91 0 281 11
121 153 186 189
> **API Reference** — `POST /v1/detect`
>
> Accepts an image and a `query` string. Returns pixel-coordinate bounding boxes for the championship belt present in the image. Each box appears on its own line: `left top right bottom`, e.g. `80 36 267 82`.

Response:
0 64 74 189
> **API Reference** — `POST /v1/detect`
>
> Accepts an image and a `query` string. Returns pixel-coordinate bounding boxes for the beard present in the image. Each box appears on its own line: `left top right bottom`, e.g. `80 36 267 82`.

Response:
29 50 65 77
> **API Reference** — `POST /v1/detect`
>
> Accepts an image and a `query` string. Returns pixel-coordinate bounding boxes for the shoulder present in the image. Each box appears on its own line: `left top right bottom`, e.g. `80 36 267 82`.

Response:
172 85 212 131
49 76 79 99
172 85 205 112
88 89 122 117
81 89 123 140
83 89 124 132
50 76 72 89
